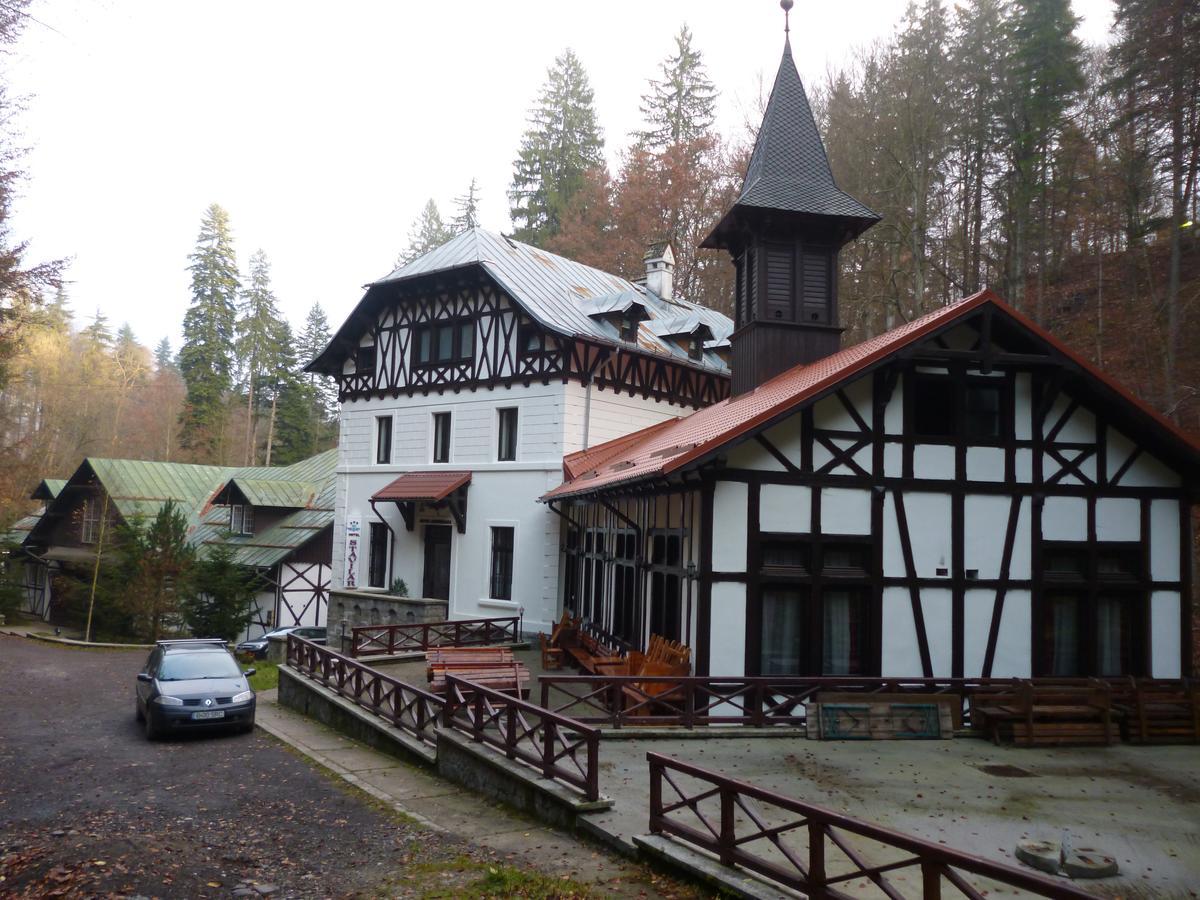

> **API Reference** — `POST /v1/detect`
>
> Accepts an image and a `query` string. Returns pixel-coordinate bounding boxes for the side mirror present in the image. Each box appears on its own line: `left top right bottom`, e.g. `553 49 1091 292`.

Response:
243 668 256 678
136 672 152 683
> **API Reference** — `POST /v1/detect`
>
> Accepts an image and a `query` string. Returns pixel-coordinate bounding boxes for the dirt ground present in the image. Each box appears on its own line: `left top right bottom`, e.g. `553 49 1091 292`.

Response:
0 636 701 899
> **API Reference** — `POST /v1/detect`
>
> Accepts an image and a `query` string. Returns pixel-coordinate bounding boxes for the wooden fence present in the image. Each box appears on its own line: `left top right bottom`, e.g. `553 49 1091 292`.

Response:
647 752 1094 899
351 616 521 658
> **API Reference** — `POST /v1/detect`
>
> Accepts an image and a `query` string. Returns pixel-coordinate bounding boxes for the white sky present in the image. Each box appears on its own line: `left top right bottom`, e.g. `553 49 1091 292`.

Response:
7 0 1116 351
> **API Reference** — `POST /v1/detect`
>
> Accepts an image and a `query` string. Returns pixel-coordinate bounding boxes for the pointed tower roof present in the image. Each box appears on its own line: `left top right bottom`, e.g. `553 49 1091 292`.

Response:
702 37 879 250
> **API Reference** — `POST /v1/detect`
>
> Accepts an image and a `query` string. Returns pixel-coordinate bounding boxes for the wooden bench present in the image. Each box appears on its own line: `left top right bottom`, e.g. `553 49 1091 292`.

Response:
971 681 1117 747
1111 678 1199 744
562 623 627 675
426 647 514 679
596 635 692 716
539 611 577 670
429 662 531 698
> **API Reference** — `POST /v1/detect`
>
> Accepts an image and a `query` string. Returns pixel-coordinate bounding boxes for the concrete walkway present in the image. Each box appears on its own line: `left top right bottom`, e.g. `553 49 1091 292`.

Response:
254 688 708 899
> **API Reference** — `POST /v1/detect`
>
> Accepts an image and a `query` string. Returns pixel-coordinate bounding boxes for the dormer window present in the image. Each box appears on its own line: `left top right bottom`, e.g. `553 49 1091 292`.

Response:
687 337 703 361
620 318 639 343
230 504 254 535
518 323 545 357
414 319 474 366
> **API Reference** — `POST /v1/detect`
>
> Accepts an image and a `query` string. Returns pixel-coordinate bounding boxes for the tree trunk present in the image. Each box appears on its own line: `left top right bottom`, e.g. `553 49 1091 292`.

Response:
264 393 278 466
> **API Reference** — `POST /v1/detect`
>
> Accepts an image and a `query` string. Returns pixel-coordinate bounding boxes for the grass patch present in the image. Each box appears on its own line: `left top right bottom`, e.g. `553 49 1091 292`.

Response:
245 659 279 691
401 855 593 899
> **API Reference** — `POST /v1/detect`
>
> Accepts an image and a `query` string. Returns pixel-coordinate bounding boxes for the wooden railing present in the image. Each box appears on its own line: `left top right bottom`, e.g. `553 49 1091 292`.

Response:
286 635 600 801
647 752 1093 899
540 675 975 729
444 674 601 802
351 616 521 658
287 634 444 747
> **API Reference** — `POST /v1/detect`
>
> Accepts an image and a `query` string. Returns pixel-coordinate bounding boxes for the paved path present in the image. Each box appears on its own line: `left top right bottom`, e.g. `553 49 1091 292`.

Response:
0 635 705 899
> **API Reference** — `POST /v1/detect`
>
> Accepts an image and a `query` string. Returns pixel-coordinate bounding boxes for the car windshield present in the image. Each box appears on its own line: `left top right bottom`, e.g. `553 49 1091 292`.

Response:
158 651 242 681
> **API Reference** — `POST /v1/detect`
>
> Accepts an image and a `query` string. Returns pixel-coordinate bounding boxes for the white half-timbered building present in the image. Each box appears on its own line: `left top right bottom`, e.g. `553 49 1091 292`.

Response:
541 35 1199 680
306 233 733 634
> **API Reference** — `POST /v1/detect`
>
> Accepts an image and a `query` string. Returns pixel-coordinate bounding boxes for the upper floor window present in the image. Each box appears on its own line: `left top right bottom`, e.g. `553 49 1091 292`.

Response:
414 320 474 366
376 416 393 465
432 412 452 463
518 323 546 357
911 373 1009 441
355 344 376 374
497 407 518 461
81 498 102 544
230 504 254 535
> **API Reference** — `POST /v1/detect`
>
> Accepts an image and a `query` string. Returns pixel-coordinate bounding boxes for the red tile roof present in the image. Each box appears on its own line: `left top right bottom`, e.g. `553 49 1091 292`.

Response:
373 471 471 502
543 289 1200 500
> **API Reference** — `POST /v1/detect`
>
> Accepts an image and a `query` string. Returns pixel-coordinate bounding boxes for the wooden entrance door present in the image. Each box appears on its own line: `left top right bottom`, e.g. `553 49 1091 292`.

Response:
422 524 452 601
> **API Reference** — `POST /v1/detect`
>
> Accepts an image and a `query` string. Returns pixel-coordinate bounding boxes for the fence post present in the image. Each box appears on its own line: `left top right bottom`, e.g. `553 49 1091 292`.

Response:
808 820 826 898
648 757 662 833
753 681 766 727
472 689 484 742
719 784 736 866
542 718 557 780
540 680 549 709
921 861 941 900
684 682 695 729
506 702 518 760
586 731 599 802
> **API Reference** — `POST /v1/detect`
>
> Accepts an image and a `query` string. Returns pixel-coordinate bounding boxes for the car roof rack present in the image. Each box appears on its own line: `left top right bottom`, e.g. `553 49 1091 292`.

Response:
155 638 228 647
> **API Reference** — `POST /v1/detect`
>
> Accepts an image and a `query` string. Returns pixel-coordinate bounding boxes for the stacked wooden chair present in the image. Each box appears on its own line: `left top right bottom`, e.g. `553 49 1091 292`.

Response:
426 646 530 698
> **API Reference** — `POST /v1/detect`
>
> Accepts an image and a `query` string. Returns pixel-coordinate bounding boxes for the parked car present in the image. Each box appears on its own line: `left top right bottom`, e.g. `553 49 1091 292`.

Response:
235 625 327 659
135 639 256 740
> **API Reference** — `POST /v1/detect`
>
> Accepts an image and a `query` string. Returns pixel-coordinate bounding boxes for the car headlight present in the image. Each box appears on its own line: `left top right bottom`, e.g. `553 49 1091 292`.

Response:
155 694 184 706
232 690 253 704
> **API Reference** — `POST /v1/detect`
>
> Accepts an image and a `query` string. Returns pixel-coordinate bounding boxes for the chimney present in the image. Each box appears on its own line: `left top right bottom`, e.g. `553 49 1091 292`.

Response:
643 242 674 301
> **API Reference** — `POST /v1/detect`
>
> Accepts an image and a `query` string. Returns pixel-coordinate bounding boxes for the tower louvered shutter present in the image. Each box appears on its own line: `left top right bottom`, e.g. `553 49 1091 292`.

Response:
764 244 795 321
801 250 831 324
746 247 758 320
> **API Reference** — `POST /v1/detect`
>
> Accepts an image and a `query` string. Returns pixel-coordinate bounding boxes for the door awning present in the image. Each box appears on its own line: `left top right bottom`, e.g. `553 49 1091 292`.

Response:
371 471 471 533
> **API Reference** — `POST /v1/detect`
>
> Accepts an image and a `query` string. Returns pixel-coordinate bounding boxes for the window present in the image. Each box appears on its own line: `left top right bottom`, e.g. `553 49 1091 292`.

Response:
414 320 474 366
432 412 451 463
356 344 376 374
489 526 515 600
612 531 638 643
81 498 101 544
760 587 870 676
761 539 808 574
649 532 683 643
518 323 544 357
581 529 607 622
912 373 1010 441
368 522 389 588
1038 541 1145 676
497 407 518 461
229 505 254 535
376 416 393 465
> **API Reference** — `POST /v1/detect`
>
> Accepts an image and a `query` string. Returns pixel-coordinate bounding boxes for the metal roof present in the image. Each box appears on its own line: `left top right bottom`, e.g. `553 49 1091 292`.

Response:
30 479 66 501
703 38 879 249
372 470 471 502
308 228 733 375
543 290 1200 500
224 478 320 509
82 459 232 531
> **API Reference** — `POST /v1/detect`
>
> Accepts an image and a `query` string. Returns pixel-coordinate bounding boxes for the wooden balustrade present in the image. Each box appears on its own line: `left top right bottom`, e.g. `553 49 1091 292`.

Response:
351 616 521 658
444 674 601 802
647 751 1094 899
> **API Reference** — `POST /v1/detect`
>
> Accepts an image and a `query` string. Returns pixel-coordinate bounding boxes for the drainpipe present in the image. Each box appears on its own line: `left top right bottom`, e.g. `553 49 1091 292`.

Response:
582 377 593 450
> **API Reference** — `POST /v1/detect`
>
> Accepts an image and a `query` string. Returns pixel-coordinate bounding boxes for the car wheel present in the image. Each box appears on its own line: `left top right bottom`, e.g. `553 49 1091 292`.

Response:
135 701 144 723
144 711 161 741
241 715 256 734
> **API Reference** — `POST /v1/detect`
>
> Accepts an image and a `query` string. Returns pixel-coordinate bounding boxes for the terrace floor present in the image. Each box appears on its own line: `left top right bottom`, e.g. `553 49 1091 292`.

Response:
373 648 1200 898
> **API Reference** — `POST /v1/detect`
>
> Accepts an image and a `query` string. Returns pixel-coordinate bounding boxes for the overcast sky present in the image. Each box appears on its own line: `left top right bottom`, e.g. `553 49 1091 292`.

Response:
7 0 1116 352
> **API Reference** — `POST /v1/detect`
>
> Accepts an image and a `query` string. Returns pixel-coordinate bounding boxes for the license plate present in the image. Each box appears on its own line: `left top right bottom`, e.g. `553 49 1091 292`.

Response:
192 710 225 720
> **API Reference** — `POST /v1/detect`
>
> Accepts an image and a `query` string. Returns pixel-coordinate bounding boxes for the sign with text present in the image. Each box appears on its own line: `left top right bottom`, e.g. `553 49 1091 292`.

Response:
344 517 361 589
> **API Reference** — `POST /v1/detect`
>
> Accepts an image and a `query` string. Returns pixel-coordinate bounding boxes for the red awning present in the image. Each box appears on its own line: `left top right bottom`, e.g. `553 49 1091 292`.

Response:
372 471 471 503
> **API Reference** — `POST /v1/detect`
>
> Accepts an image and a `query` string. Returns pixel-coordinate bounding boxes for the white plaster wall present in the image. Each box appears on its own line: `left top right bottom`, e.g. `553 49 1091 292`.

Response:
1045 395 1096 443
728 438 788 472
964 495 1030 579
1042 496 1086 541
1014 374 1033 440
761 416 804 469
1014 448 1033 482
1107 428 1181 488
562 381 684 455
962 588 1031 678
966 446 1005 482
709 582 746 676
881 586 923 675
912 445 955 480
712 482 748 571
962 588 993 677
920 588 953 676
279 562 329 627
883 374 904 435
759 484 811 533
884 443 903 478
1150 591 1182 678
812 376 872 432
884 492 952 577
821 488 871 535
1096 497 1140 542
1150 499 1181 581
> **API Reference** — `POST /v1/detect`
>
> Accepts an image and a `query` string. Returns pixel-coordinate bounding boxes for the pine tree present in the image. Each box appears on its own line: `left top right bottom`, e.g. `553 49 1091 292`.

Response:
296 302 338 447
184 542 257 641
451 178 481 233
79 309 113 352
396 199 453 267
235 249 283 464
637 25 718 150
509 49 606 245
179 204 239 457
154 337 176 373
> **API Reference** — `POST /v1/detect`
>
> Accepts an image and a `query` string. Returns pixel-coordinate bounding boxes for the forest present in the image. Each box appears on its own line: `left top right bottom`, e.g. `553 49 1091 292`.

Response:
0 0 1197 529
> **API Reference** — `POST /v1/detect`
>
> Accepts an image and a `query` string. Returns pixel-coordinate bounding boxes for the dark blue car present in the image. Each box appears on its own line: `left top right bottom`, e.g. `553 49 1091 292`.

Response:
135 640 256 740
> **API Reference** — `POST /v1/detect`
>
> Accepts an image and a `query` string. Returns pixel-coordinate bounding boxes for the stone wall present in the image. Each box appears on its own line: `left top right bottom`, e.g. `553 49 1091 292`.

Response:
328 588 448 653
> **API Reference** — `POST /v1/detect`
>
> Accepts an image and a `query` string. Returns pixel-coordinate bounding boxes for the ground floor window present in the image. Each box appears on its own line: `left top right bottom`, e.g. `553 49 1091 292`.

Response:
489 526 514 600
760 587 870 676
367 522 388 588
612 531 638 644
648 531 683 642
581 529 606 622
1040 591 1142 676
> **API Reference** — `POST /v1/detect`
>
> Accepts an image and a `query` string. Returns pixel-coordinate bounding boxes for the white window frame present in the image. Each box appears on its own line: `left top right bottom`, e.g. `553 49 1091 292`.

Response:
80 498 101 545
375 415 393 465
431 410 453 464
480 518 520 609
496 406 519 462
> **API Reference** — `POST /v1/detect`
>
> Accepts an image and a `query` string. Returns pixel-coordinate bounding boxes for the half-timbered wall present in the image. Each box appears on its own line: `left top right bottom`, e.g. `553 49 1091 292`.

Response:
698 349 1190 679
